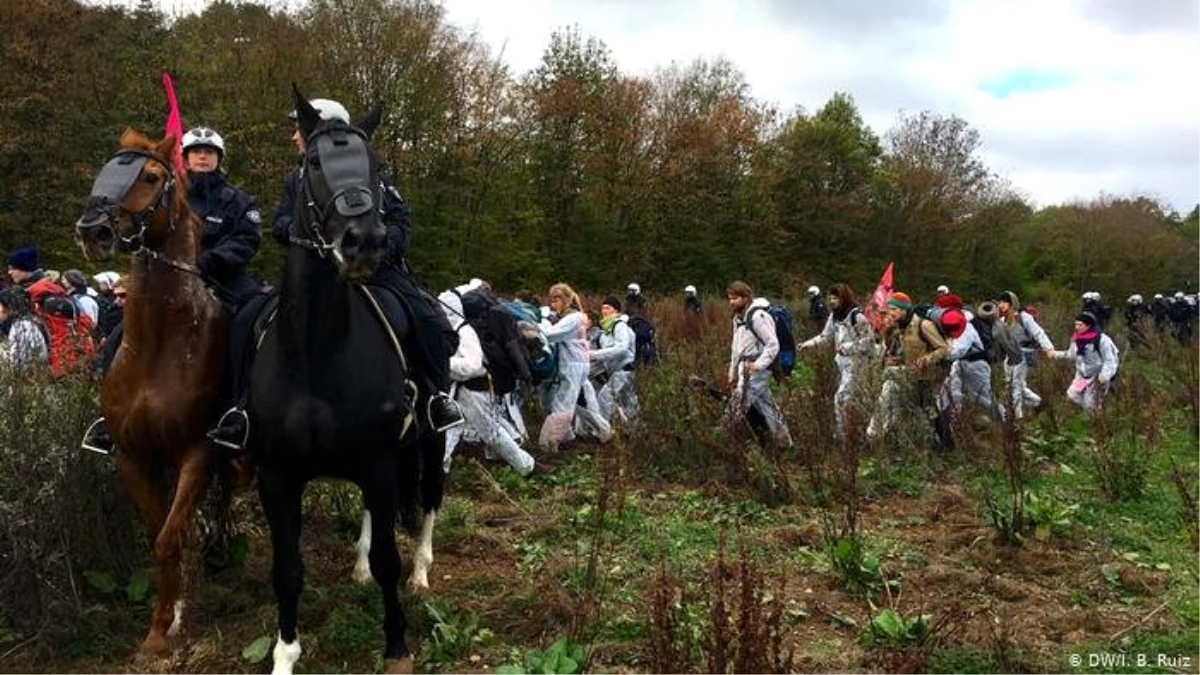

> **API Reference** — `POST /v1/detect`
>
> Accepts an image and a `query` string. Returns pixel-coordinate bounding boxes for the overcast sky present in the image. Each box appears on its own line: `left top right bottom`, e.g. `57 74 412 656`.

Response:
102 0 1200 212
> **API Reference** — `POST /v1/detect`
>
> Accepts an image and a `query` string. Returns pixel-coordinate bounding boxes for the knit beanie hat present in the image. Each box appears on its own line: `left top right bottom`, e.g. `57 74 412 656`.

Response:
7 246 38 272
886 291 913 311
934 293 962 309
1075 312 1098 329
997 291 1019 307
602 295 622 311
941 309 967 338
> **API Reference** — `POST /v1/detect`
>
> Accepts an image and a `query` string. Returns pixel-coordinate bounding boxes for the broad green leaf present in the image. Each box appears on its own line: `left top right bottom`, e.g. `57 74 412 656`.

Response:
83 570 118 594
242 635 272 663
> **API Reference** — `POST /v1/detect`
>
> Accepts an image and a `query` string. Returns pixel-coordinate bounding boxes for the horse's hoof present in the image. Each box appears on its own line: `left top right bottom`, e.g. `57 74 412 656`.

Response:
406 574 429 594
384 656 414 674
352 563 373 584
137 633 169 656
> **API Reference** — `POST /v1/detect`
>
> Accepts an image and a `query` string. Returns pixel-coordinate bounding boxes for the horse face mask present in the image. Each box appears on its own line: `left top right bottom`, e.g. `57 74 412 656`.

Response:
76 148 175 257
293 95 387 281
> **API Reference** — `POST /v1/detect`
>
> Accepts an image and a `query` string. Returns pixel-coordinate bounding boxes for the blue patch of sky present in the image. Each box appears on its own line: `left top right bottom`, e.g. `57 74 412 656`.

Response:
978 69 1072 98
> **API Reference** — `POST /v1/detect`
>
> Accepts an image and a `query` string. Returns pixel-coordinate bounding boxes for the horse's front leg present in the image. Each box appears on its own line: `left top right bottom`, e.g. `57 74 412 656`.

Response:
115 452 170 654
142 444 211 652
408 510 436 592
260 468 306 675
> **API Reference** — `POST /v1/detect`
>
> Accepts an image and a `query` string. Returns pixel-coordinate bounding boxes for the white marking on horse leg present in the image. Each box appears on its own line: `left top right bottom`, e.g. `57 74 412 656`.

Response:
352 509 373 584
407 511 436 592
166 599 185 637
271 632 302 675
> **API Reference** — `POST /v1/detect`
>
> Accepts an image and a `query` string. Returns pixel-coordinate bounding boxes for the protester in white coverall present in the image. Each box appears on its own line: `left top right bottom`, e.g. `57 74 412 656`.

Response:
539 283 610 449
937 307 1000 419
1050 311 1119 415
993 291 1055 418
799 282 875 436
726 281 792 447
589 295 639 425
438 290 535 475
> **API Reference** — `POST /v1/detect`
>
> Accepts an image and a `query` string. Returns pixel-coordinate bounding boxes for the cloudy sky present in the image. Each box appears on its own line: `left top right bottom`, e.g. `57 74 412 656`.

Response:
108 0 1200 212
438 0 1199 212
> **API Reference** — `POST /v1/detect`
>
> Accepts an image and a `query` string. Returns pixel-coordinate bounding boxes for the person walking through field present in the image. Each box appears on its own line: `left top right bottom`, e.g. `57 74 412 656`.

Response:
799 282 874 436
992 291 1055 418
867 291 951 447
1050 311 1119 415
725 281 792 447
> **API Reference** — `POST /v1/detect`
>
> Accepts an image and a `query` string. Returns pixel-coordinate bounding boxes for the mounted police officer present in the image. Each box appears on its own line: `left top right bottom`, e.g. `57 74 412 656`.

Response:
83 126 264 453
268 98 462 433
180 127 262 305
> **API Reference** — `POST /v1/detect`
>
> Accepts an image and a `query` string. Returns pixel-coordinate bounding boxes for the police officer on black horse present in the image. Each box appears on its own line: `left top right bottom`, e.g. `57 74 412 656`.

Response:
264 98 462 435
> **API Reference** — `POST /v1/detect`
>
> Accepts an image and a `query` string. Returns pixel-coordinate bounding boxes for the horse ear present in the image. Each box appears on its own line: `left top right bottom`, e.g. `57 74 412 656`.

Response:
291 82 320 138
155 133 177 160
356 103 383 140
118 127 141 148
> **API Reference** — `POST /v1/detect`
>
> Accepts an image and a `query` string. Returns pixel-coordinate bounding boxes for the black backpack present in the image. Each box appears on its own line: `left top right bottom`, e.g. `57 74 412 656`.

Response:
627 316 660 367
967 315 997 363
457 289 533 393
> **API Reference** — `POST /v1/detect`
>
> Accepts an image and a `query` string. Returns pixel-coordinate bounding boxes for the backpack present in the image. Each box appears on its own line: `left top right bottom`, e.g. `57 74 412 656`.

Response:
627 315 660 367
455 289 534 394
746 303 797 380
968 315 996 363
27 279 96 378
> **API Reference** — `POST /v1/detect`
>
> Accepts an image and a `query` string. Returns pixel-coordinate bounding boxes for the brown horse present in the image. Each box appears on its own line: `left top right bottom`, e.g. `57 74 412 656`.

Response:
75 129 229 654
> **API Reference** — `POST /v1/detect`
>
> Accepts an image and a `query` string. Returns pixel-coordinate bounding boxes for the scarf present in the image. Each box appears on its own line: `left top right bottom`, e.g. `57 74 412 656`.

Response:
600 315 618 334
1072 329 1098 350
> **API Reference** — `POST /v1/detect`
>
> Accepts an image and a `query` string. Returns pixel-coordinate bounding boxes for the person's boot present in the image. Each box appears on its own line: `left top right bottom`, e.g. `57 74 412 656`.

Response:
207 407 250 452
81 417 115 455
428 393 464 433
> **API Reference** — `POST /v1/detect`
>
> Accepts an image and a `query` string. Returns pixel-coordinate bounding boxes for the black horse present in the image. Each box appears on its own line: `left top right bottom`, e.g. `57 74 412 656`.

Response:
248 86 443 674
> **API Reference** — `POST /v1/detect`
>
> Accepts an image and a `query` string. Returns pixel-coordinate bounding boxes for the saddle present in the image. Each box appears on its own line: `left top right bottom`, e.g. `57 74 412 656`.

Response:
246 286 408 371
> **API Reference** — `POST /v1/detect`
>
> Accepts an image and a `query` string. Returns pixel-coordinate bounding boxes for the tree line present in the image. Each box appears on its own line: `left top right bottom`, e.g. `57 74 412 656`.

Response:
1 0 1196 302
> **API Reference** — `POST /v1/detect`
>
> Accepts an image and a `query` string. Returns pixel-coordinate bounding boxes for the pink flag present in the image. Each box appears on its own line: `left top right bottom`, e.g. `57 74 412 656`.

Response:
162 72 185 175
863 261 894 331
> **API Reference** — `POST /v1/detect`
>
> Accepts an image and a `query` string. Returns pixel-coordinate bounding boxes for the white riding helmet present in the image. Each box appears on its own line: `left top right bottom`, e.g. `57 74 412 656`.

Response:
92 271 120 290
1128 294 1143 304
181 126 225 159
289 98 350 123
807 285 820 296
1154 293 1163 300
684 285 697 294
936 285 949 294
627 283 641 294
1175 291 1186 299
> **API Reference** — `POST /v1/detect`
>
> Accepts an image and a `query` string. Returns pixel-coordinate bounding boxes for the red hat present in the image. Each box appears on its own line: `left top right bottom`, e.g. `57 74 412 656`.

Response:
934 293 962 309
940 308 967 338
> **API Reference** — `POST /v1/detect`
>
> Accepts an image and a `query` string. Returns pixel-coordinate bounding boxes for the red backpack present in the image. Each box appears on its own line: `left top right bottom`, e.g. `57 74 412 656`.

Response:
26 278 96 377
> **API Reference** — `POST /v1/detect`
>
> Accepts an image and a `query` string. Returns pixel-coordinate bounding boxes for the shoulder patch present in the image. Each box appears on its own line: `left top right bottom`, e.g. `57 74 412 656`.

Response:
246 209 261 224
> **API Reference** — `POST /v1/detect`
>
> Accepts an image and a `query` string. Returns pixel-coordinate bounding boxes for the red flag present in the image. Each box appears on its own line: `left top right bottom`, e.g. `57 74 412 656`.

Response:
863 261 894 331
162 72 185 175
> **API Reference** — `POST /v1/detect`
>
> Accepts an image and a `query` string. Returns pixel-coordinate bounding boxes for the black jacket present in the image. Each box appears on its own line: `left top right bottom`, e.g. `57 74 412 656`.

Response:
188 171 262 303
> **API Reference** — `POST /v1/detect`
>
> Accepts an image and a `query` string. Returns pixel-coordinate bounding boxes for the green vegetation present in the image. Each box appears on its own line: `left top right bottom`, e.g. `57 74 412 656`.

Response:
2 0 1195 300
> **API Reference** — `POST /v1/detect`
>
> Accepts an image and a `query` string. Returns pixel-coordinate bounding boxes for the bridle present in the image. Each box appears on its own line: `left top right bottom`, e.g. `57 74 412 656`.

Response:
75 148 202 276
289 122 384 270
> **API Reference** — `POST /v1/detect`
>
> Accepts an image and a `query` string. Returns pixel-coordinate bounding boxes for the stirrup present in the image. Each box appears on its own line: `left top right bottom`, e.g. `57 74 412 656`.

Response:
207 407 250 452
81 417 113 455
428 395 465 434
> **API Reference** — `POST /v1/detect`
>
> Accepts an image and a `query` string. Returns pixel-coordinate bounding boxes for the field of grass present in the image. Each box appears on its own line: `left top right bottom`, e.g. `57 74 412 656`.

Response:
0 301 1196 673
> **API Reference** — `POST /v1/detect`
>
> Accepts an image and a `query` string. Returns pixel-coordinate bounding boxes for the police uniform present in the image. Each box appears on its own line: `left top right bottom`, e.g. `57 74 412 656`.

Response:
188 171 262 305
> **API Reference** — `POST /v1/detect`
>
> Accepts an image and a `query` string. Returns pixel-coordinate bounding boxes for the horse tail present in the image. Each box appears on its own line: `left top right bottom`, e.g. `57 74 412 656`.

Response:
396 439 422 536
201 455 249 568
